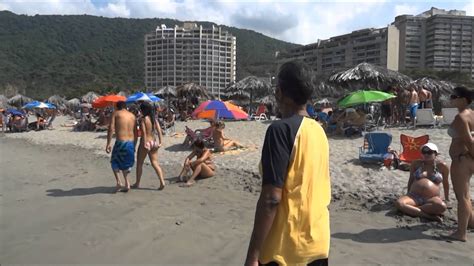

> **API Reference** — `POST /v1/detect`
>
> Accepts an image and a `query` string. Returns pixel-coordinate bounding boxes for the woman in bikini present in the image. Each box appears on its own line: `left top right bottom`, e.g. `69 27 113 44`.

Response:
212 121 244 152
395 143 450 222
446 86 474 242
178 139 215 187
132 102 165 190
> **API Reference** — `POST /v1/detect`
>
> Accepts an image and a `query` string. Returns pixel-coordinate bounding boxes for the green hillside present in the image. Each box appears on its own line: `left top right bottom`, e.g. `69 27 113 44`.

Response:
0 11 298 99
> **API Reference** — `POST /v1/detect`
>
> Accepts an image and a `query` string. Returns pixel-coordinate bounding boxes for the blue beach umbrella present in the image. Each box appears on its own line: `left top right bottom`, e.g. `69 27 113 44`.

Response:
7 108 25 116
23 101 56 109
126 92 162 104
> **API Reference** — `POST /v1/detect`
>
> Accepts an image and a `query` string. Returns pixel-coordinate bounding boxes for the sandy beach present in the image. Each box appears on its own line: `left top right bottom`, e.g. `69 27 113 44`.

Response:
1 116 474 264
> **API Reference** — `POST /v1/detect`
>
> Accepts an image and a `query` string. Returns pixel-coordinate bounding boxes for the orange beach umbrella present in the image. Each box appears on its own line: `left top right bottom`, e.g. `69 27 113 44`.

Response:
92 95 126 108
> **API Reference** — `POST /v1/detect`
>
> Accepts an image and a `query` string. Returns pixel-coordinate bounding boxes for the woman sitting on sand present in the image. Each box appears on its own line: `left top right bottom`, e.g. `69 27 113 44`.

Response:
212 121 244 152
178 139 215 187
395 143 450 222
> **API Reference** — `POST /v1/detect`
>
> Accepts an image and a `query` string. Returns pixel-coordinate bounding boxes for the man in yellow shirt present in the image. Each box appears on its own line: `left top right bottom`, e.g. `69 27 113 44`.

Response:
245 61 331 266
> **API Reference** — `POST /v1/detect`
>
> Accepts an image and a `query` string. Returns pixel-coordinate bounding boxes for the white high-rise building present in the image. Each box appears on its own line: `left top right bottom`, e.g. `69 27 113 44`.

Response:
145 23 236 96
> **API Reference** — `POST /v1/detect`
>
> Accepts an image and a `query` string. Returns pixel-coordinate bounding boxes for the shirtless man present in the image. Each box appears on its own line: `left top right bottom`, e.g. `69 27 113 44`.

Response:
213 121 244 152
408 86 419 127
417 86 432 109
106 101 137 192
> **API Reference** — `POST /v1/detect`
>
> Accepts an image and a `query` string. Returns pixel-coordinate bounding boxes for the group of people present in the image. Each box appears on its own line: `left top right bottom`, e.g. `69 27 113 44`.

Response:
182 120 245 152
0 108 57 133
381 85 433 127
106 101 217 191
395 86 474 242
101 61 473 264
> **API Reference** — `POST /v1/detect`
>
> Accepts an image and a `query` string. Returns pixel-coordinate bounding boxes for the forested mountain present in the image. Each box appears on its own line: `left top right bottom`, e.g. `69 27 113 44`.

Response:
0 11 298 98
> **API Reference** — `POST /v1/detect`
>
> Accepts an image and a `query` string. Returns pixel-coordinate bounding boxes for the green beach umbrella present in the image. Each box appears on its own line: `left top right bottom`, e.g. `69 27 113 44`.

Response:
338 90 395 108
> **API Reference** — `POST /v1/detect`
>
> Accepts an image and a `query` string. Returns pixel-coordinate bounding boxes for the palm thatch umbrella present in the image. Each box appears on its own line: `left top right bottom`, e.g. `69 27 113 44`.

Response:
176 83 210 100
328 63 412 91
0 94 9 109
154 85 177 98
225 76 272 108
66 98 81 108
117 91 128 97
47 95 67 107
81 91 100 103
256 94 276 106
8 94 34 108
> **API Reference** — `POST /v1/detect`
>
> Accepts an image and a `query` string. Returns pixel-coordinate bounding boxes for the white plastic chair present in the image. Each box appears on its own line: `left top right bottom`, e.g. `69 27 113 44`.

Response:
415 109 437 127
440 108 458 126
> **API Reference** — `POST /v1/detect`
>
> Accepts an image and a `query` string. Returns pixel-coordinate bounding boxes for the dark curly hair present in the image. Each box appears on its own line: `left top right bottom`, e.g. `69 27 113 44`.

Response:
277 60 314 105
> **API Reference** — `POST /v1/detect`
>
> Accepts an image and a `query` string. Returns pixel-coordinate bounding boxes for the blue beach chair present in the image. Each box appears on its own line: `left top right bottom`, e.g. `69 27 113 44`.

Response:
359 132 392 163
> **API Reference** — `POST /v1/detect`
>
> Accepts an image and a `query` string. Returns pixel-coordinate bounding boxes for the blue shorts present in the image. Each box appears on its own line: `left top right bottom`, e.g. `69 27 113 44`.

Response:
111 140 135 171
409 103 418 118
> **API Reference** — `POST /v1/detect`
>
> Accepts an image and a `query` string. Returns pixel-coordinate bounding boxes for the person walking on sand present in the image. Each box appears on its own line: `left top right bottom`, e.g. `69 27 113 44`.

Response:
445 86 474 242
245 60 331 266
106 101 137 192
132 102 165 190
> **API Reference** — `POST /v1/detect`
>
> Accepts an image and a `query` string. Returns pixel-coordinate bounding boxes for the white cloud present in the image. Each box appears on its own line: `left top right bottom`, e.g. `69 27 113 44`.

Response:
464 2 473 15
394 4 420 16
4 0 471 45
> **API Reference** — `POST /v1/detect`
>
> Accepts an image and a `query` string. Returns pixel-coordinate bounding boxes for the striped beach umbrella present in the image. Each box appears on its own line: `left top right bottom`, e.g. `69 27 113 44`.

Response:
23 101 56 109
192 100 248 120
126 92 162 103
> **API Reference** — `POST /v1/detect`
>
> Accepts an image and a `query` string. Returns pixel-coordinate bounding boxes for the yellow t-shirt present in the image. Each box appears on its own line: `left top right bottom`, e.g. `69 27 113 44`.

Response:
259 115 331 266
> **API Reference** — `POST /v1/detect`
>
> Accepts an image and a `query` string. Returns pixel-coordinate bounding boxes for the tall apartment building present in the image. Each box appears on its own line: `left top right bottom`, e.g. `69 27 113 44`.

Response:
278 26 400 75
144 23 236 96
395 7 474 78
279 7 473 78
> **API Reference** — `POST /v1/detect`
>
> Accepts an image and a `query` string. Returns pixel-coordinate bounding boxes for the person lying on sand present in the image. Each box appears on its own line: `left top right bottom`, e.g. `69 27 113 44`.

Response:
212 121 244 152
395 143 450 222
177 139 215 187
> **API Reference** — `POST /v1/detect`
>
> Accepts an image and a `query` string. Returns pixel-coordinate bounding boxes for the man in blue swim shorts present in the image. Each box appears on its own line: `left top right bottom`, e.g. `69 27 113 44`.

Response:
106 101 137 192
408 86 419 127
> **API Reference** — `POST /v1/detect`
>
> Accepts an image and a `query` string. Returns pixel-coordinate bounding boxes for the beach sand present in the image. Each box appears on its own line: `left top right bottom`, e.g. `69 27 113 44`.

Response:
1 117 474 264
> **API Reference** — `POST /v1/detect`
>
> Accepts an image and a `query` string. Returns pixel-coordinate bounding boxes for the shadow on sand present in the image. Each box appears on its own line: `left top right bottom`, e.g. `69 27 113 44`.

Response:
332 224 434 243
46 186 115 197
165 143 190 152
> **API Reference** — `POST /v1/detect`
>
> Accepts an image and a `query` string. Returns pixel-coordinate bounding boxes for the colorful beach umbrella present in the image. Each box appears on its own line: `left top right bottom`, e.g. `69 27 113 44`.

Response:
23 101 56 109
7 108 25 116
92 95 126 108
126 92 162 103
338 90 395 108
192 100 249 120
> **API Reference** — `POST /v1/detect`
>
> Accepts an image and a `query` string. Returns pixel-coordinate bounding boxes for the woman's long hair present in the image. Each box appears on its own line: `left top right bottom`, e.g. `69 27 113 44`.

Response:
139 102 156 132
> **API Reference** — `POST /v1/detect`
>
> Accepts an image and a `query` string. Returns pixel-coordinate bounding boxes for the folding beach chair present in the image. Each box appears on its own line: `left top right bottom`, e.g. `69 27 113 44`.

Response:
399 134 429 163
415 109 437 127
359 132 392 163
440 108 457 126
250 104 268 121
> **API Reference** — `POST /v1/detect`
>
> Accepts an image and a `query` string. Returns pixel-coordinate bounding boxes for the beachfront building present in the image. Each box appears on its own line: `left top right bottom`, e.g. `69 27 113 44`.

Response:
144 23 236 96
394 7 474 78
278 26 399 75
279 7 473 78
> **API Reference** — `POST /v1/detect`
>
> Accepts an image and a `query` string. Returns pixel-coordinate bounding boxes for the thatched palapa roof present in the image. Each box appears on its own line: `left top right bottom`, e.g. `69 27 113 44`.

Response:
81 91 100 103
47 95 67 107
8 94 34 107
225 76 272 101
176 83 210 99
66 98 81 108
328 63 412 91
0 94 9 109
154 85 177 98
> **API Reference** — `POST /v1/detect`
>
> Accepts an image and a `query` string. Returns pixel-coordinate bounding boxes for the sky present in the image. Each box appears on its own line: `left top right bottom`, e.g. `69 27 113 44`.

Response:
1 0 473 45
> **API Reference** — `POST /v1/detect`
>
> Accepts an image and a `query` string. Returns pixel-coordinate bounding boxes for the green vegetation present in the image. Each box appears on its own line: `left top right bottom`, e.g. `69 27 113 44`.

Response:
0 11 298 99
